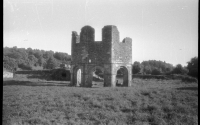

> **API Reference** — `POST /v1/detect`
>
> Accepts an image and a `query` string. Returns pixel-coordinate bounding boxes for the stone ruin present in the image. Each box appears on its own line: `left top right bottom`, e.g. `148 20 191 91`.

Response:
3 71 13 78
70 25 132 87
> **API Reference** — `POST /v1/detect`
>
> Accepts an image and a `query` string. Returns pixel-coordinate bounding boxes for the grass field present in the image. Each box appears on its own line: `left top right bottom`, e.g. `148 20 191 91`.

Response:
3 78 198 125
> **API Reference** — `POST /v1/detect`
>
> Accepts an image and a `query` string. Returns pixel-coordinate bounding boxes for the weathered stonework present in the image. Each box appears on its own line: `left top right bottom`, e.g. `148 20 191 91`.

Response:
71 25 132 87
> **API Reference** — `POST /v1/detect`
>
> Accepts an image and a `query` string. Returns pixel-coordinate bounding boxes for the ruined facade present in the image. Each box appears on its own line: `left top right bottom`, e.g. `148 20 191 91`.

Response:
71 25 132 87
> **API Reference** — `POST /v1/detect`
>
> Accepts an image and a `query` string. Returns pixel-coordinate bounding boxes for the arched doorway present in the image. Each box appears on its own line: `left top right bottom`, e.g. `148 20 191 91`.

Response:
77 69 81 86
88 66 104 87
116 66 128 87
92 68 104 87
73 67 82 86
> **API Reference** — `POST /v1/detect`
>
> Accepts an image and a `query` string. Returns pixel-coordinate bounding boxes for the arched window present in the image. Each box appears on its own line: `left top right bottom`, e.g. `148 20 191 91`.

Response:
116 66 128 87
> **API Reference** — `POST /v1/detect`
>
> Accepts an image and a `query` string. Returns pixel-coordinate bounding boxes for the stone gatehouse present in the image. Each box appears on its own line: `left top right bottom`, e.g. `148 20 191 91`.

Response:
71 25 132 87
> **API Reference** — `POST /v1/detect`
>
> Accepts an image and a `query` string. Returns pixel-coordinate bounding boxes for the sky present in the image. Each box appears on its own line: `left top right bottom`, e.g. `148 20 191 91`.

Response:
3 0 198 66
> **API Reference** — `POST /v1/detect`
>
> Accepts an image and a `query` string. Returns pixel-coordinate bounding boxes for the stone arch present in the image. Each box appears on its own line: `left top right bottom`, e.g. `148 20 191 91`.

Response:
88 66 104 87
115 66 129 87
73 66 83 86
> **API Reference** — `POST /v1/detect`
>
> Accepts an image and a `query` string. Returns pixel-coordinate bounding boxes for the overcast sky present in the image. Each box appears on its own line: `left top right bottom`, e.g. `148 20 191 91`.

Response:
3 0 198 66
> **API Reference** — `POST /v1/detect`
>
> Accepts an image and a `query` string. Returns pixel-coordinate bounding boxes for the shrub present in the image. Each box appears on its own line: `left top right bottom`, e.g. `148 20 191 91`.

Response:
166 74 198 83
132 61 141 74
151 68 162 75
46 57 59 69
187 57 198 78
18 63 33 70
181 76 198 83
172 64 188 75
132 74 198 83
132 74 165 79
51 69 71 81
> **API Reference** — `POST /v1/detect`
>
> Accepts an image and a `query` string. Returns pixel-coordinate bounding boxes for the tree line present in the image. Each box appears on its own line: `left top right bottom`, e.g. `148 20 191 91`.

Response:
3 46 71 71
3 46 198 79
132 58 198 78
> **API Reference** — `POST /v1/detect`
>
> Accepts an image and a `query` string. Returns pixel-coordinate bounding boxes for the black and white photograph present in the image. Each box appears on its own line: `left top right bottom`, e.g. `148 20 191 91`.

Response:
3 0 198 124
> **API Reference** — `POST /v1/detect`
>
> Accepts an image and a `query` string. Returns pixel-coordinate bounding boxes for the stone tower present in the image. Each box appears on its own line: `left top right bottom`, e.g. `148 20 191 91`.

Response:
71 25 132 87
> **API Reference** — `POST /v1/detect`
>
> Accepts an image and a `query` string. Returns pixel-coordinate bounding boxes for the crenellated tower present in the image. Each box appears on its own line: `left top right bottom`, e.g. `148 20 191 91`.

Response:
71 25 132 87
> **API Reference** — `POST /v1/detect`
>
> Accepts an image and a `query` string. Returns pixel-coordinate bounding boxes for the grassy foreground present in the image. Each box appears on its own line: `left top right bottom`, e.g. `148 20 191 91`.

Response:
3 78 198 125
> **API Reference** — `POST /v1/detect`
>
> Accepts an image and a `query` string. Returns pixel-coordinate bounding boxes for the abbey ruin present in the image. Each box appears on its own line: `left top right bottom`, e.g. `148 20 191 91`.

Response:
71 25 132 87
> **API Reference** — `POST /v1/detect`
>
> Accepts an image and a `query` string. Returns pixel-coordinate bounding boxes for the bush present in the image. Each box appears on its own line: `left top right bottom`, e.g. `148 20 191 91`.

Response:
166 74 198 83
181 76 198 83
187 57 198 78
132 61 141 74
3 56 18 71
51 69 70 81
151 68 162 75
18 63 33 70
172 64 188 75
46 57 59 69
132 74 165 79
132 74 198 83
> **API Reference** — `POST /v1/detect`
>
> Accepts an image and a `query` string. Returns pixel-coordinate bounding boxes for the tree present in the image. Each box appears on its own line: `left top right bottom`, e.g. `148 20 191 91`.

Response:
34 50 43 59
187 57 198 78
54 52 64 60
6 52 22 60
18 63 33 70
43 51 54 59
172 64 188 75
140 60 174 75
151 68 162 75
17 48 28 60
28 55 38 65
3 56 18 71
38 56 45 67
143 65 152 74
3 46 71 71
27 48 33 55
46 57 58 69
132 61 141 74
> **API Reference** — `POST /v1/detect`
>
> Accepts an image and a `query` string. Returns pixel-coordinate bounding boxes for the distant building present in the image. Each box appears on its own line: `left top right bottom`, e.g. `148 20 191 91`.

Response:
60 62 71 70
3 71 13 78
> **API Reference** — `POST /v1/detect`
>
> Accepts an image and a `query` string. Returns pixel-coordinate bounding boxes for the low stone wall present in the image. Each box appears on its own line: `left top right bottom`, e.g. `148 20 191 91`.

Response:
14 69 70 81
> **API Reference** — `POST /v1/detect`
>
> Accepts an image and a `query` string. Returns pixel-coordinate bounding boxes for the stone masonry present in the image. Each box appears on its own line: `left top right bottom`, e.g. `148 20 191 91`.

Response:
71 25 132 87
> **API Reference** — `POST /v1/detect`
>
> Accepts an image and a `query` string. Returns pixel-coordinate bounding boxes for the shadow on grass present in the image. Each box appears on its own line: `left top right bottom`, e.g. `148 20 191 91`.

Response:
176 87 198 91
3 80 71 87
27 74 50 81
15 70 52 81
15 70 51 75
